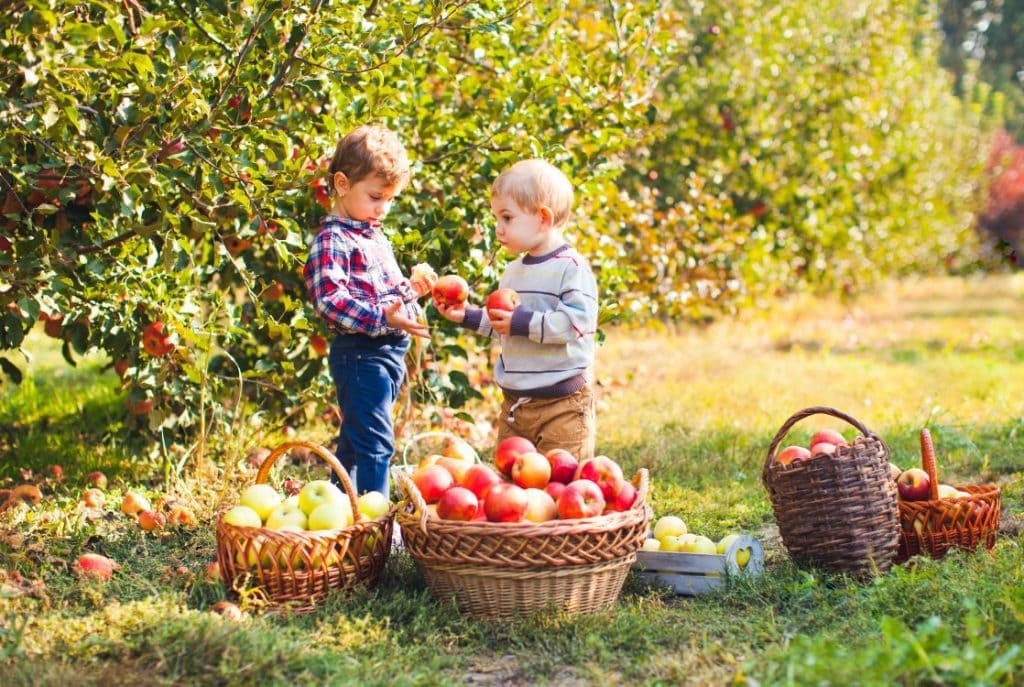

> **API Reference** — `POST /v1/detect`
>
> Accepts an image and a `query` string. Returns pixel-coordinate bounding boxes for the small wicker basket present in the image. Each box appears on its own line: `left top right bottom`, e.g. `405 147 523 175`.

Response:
896 429 1001 563
395 468 652 620
763 406 900 576
215 441 395 613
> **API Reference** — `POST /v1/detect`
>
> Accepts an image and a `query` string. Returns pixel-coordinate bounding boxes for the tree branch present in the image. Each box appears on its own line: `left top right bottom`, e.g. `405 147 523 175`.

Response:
265 0 326 100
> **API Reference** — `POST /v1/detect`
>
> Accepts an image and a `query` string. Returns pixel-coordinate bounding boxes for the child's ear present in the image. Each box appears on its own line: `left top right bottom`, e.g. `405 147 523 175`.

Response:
332 171 350 196
538 206 555 229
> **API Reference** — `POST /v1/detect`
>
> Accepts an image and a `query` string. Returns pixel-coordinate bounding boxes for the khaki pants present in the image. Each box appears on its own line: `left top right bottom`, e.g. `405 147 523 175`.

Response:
496 384 596 460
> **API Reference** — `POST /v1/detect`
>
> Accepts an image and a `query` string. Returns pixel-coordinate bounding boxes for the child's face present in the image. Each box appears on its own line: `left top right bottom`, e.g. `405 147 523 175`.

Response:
491 194 551 254
334 173 399 223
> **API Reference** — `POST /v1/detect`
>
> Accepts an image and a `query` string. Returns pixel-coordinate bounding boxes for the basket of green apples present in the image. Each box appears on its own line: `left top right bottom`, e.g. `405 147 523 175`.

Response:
215 441 395 613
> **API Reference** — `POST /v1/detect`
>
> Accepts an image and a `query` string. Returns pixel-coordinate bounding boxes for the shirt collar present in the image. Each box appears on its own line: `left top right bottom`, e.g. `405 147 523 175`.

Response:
321 214 380 236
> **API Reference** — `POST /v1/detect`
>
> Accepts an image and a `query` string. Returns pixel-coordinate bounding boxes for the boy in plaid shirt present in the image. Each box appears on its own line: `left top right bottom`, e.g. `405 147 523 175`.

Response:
304 126 435 496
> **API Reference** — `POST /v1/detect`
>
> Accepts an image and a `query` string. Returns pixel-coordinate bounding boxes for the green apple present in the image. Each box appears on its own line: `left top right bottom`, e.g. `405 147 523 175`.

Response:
307 501 353 530
239 484 283 521
223 505 262 528
235 536 273 568
357 491 390 520
298 480 346 516
684 535 717 554
282 495 300 509
653 515 687 540
641 538 662 552
658 534 686 552
716 533 741 555
265 503 308 530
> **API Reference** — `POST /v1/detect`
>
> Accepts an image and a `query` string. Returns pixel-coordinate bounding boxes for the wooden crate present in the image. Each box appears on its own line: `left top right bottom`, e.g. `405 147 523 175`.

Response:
632 534 765 595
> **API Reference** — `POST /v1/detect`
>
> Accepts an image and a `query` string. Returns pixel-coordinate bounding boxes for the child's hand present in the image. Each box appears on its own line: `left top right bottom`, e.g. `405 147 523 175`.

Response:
435 299 466 324
488 308 513 335
385 302 431 339
409 263 438 298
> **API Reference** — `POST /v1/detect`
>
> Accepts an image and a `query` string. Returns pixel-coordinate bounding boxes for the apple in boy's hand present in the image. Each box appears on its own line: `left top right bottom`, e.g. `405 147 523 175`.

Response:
486 288 520 314
432 275 469 306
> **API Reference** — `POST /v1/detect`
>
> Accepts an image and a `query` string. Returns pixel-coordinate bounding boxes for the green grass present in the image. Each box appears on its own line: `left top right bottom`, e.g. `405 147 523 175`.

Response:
2 275 1023 686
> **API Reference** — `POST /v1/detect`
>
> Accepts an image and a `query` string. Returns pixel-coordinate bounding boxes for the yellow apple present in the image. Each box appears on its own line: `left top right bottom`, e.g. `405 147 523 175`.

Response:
223 505 262 528
357 491 390 520
684 535 717 554
653 515 687 540
717 533 741 554
298 480 346 516
659 534 687 552
265 503 308 530
239 484 283 521
307 501 353 530
937 484 959 499
283 495 300 509
641 538 662 552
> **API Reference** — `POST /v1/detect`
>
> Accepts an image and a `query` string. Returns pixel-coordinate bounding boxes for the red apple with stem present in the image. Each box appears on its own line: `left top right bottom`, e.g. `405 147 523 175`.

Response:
432 275 469 307
412 464 454 504
896 468 931 501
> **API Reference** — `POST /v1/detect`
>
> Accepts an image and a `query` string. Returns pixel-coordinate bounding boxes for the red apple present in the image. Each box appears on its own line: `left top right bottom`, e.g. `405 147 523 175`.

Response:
113 359 130 379
545 481 567 502
262 281 285 302
809 442 837 457
494 436 536 478
44 312 64 338
483 483 529 523
432 275 469 306
435 456 472 484
896 468 931 501
223 235 251 256
75 553 117 581
310 334 328 356
545 448 579 484
511 451 551 489
168 506 196 526
48 464 64 480
775 445 811 466
81 488 105 508
459 464 502 501
574 456 625 501
557 480 605 520
138 509 167 532
437 486 479 521
604 481 637 512
810 429 846 447
125 396 154 415
412 464 454 504
523 488 558 523
485 288 520 313
142 321 174 357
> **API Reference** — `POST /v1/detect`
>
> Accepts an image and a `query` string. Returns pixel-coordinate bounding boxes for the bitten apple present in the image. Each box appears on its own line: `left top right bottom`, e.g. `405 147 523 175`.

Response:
494 436 536 478
432 275 469 306
574 456 624 501
557 479 605 519
545 448 579 485
484 483 529 523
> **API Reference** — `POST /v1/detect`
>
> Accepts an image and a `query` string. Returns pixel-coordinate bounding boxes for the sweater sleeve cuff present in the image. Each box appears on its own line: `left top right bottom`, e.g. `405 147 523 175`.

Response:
461 306 483 331
510 307 534 337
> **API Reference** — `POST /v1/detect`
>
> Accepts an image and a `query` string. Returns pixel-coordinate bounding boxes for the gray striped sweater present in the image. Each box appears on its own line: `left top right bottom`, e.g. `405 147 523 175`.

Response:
461 244 598 398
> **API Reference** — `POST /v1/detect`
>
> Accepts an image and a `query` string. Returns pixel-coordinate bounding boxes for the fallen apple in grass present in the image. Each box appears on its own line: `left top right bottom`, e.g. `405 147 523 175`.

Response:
138 509 167 531
86 471 108 489
75 553 118 581
120 492 151 517
81 488 105 508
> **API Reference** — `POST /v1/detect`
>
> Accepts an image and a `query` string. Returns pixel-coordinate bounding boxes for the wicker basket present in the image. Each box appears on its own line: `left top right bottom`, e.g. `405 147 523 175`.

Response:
395 468 652 620
896 429 1001 563
763 406 900 576
215 441 395 613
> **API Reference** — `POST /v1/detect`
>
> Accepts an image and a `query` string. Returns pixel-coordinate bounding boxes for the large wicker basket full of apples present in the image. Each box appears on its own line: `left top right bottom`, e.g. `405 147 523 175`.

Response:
395 436 652 621
215 441 395 613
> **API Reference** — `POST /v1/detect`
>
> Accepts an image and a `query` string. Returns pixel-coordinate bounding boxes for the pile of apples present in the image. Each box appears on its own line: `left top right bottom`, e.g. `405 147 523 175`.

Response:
411 436 637 523
775 428 849 466
222 480 390 533
641 516 753 567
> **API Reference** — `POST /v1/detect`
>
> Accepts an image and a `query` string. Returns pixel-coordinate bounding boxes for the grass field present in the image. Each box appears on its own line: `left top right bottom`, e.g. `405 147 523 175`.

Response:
2 275 1023 686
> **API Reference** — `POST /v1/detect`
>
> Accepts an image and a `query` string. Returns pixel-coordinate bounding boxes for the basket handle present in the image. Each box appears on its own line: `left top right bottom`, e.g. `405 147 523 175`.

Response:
764 406 877 474
254 441 363 524
920 429 940 501
397 430 480 470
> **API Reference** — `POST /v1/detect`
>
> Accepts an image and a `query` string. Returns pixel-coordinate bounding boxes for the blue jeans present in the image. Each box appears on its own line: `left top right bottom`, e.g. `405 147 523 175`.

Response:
328 334 409 498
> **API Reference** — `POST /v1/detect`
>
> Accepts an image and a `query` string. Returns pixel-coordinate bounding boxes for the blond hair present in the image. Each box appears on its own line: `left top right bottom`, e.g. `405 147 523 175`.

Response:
491 159 574 227
328 125 411 191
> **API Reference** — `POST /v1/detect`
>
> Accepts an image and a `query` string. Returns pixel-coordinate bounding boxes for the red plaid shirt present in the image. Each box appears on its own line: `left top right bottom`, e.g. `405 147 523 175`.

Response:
304 215 421 337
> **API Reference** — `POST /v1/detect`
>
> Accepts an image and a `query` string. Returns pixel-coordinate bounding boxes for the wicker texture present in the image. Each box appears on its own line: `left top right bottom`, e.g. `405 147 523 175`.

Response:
396 468 652 620
896 429 1001 563
763 407 900 576
215 441 394 613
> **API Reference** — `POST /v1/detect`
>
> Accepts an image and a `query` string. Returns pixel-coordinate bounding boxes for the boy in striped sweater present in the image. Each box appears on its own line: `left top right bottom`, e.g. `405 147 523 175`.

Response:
436 160 599 459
